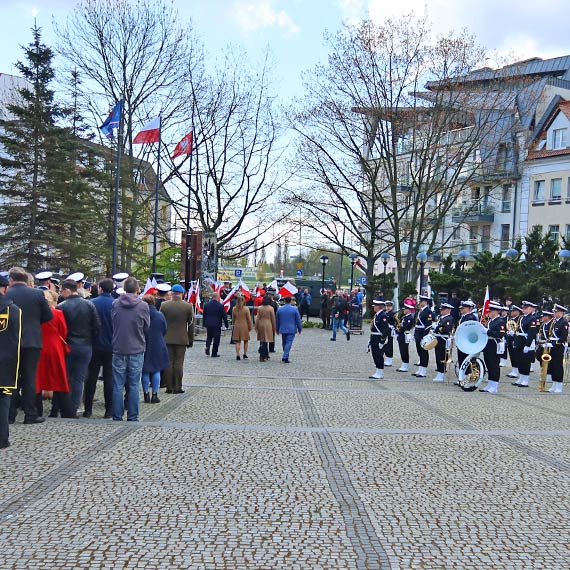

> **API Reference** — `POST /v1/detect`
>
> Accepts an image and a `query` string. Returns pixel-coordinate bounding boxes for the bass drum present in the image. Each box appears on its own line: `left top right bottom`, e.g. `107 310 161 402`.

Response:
420 333 438 350
458 355 486 392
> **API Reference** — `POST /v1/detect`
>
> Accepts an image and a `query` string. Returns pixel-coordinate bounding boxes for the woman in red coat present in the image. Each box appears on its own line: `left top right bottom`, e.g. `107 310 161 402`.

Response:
36 290 74 417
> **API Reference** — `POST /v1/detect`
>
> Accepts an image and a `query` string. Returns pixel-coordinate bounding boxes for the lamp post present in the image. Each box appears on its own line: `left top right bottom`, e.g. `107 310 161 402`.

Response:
319 255 329 294
559 248 570 269
458 249 470 272
348 253 358 292
416 251 428 294
380 252 390 298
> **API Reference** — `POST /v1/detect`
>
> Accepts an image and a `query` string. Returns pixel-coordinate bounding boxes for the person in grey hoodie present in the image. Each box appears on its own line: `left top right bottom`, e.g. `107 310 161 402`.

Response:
111 277 150 421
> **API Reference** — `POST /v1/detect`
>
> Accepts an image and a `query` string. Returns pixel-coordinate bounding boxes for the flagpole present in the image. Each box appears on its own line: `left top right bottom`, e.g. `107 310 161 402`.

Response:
151 116 162 275
111 99 124 275
184 136 193 294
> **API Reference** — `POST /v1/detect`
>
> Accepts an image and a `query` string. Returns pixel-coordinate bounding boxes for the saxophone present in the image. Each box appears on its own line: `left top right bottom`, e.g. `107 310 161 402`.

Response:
538 321 553 392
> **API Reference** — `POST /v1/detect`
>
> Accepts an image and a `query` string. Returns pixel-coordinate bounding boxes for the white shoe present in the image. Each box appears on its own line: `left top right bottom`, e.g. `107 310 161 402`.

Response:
414 361 420 366
517 375 529 387
552 382 563 393
548 384 557 393
499 358 507 367
547 374 552 383
530 364 535 372
384 357 393 366
415 367 427 378
480 380 498 393
369 369 383 379
432 372 445 382
507 368 519 378
397 363 409 372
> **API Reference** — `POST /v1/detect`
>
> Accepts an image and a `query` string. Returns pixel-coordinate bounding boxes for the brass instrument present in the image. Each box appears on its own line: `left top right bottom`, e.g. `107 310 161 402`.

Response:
538 320 554 393
506 319 518 333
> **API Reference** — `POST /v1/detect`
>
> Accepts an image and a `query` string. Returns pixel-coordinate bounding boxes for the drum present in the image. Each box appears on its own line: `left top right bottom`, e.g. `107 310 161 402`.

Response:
420 333 438 350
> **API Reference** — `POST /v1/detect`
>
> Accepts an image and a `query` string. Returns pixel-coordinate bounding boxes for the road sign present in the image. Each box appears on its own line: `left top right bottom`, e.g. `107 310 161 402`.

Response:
360 276 367 285
296 262 303 269
296 269 303 277
234 269 243 278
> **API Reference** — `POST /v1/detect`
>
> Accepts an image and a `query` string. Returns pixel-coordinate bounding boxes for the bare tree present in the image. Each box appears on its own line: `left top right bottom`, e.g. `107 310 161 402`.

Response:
290 16 528 311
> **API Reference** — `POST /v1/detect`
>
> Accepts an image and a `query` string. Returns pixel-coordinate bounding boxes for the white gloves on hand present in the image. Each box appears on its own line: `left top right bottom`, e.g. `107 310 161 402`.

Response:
523 346 530 354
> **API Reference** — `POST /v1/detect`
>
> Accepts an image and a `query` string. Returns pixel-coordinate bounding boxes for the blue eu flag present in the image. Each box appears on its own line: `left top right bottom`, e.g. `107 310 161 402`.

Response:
99 100 122 139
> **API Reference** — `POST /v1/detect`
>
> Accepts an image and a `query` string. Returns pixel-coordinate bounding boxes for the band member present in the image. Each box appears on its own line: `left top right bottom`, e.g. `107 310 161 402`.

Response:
505 304 522 378
383 300 395 366
456 300 478 368
479 302 506 393
396 302 416 372
413 295 434 378
368 299 390 379
432 302 455 382
35 271 54 291
512 301 539 387
545 304 569 393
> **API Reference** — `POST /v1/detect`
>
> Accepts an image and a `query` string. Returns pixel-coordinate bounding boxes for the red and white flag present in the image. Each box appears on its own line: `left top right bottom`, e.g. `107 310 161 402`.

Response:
279 281 298 297
195 282 203 313
482 285 490 316
172 131 193 159
133 117 161 144
222 284 239 313
141 277 157 296
187 281 196 303
239 279 251 301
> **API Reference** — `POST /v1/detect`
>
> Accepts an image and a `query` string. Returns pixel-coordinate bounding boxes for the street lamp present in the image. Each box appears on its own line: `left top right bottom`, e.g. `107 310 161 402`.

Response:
319 255 329 294
348 253 358 291
458 249 470 272
559 248 570 269
505 248 519 261
380 252 390 298
416 251 428 294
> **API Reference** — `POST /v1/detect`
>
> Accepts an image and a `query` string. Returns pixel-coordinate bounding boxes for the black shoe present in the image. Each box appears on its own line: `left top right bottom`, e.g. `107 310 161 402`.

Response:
82 411 92 418
24 416 46 425
205 348 210 355
174 389 185 394
151 393 160 404
0 441 10 449
243 354 248 359
104 411 112 419
166 389 173 394
211 354 220 358
346 332 350 341
330 338 336 341
48 411 58 418
143 392 150 404
236 355 241 360
282 359 290 363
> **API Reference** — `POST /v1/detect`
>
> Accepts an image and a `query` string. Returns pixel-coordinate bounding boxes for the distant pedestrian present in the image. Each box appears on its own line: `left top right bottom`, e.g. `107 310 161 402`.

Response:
330 293 350 341
298 288 312 322
160 284 194 394
255 295 276 361
276 296 302 363
111 277 150 421
141 295 169 404
232 295 253 360
202 292 228 357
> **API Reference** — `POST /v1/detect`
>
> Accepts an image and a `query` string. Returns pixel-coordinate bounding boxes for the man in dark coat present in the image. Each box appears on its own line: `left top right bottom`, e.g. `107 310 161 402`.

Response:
202 292 229 357
6 266 52 424
0 274 22 448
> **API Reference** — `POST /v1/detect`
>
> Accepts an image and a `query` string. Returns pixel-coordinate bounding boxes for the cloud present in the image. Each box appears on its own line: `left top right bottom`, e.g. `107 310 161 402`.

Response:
338 0 365 23
234 0 299 36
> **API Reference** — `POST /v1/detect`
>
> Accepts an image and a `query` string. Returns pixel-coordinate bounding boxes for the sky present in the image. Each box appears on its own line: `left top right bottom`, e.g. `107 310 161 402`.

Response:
1 0 570 103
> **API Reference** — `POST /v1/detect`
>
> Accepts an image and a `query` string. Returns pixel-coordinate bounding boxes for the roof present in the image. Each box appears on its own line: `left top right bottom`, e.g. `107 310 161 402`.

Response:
526 97 570 160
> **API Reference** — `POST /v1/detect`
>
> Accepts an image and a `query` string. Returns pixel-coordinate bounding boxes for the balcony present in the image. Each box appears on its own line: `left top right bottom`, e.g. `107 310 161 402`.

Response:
451 204 495 223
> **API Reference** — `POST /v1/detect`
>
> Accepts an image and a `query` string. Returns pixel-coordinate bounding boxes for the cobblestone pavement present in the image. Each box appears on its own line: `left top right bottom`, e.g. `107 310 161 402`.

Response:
2 324 570 569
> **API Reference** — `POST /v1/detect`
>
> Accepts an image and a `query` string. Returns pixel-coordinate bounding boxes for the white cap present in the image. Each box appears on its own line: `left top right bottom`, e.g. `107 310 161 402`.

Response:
156 283 171 292
112 272 129 281
116 287 125 295
67 272 85 282
35 271 53 280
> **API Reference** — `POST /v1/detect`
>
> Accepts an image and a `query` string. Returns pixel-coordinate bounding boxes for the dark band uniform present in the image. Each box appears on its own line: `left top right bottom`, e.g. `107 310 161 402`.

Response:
513 306 539 376
397 312 415 365
483 314 506 383
457 308 478 368
384 305 396 360
370 308 390 371
414 302 434 368
433 310 454 373
540 312 568 385
506 311 522 372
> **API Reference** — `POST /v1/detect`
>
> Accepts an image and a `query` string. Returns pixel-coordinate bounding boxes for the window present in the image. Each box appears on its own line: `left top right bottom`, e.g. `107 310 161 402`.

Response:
500 224 510 251
551 178 562 201
552 128 567 150
469 225 478 253
549 225 560 243
481 225 491 251
566 224 570 241
501 184 511 212
567 177 570 200
533 180 545 202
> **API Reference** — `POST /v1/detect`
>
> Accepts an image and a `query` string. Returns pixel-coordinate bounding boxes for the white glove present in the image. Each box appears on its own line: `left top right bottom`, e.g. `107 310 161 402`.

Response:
507 330 515 337
404 332 412 344
543 343 553 349
391 328 399 338
523 346 530 354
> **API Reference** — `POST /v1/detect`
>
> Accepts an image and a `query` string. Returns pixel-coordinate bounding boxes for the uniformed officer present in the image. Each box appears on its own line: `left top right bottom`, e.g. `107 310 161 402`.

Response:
67 272 89 298
413 295 434 378
369 299 390 379
456 300 478 369
505 304 522 379
479 302 507 393
431 302 455 382
396 302 416 372
35 270 53 290
383 300 396 367
155 283 172 311
546 304 569 393
512 301 539 387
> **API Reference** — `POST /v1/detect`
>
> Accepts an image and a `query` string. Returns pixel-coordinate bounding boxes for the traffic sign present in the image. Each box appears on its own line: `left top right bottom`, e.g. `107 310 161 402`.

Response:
296 269 303 277
360 276 367 285
234 269 243 278
296 262 303 269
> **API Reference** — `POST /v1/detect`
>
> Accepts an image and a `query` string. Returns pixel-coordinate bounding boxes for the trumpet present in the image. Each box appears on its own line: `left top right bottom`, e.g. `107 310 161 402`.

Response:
506 319 518 333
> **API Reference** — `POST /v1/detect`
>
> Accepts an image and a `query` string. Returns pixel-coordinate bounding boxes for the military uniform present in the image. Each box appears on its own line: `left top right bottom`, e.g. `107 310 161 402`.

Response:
396 308 415 372
413 298 434 377
544 305 569 393
512 302 539 387
383 303 396 366
369 301 390 379
432 306 455 381
456 304 478 368
506 308 522 378
480 308 506 392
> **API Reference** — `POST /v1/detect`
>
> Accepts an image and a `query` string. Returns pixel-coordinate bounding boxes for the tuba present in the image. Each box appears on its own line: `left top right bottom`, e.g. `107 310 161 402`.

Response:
454 321 488 391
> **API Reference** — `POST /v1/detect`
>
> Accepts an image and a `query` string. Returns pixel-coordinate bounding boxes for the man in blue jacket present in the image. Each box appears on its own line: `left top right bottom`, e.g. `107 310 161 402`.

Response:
276 296 302 363
84 278 114 418
202 292 229 357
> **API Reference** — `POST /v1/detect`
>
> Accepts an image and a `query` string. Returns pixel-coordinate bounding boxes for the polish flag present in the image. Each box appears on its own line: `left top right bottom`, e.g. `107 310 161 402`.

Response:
239 279 251 301
133 117 161 144
278 281 298 298
141 277 157 296
482 285 490 316
267 279 278 291
187 281 196 304
222 285 239 313
171 131 193 159
195 282 203 313
254 283 264 297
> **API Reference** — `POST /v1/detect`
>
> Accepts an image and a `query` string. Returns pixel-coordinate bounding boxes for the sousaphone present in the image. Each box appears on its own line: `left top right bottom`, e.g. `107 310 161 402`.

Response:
454 320 488 391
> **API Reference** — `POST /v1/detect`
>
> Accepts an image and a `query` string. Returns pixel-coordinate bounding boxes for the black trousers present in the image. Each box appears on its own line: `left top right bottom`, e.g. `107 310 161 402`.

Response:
398 339 410 364
9 347 41 421
206 326 222 356
0 391 11 446
299 305 310 322
415 335 429 367
370 335 385 369
507 337 518 367
384 335 394 358
84 349 113 415
259 341 269 359
49 391 75 418
548 344 565 382
457 349 468 369
435 339 447 373
517 347 532 375
483 347 500 382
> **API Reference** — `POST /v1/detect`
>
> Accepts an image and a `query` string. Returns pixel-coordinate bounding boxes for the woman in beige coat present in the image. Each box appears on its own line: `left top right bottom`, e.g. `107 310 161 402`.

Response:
255 296 277 361
231 295 253 360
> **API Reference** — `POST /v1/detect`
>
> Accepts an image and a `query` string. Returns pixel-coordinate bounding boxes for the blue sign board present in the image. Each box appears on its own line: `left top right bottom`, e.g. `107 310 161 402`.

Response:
234 269 243 278
360 276 367 285
296 269 303 277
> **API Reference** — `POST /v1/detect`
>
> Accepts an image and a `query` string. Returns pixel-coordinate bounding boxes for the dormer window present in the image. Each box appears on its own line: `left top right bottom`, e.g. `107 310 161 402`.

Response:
552 128 567 150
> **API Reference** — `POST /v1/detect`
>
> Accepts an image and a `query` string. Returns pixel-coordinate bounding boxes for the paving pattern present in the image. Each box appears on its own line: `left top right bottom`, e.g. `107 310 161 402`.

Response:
1 323 570 569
